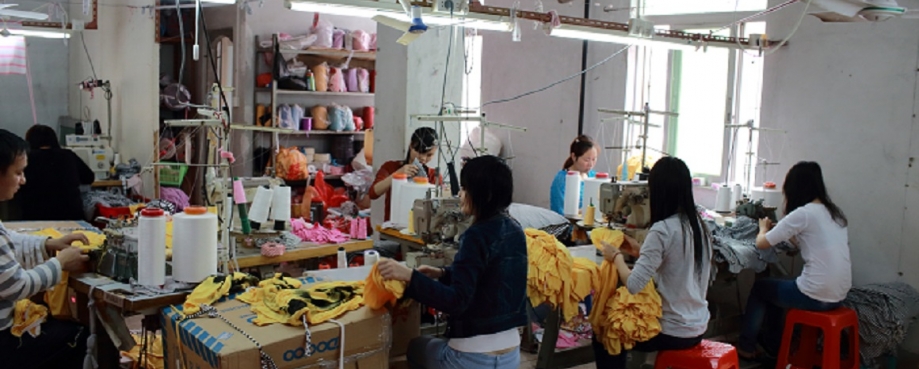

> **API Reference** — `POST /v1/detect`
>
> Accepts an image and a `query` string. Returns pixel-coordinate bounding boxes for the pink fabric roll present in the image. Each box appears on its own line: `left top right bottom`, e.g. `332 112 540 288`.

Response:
233 179 247 204
261 242 286 257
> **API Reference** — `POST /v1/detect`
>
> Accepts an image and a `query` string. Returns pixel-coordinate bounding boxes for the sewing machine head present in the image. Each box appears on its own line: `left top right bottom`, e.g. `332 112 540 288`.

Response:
599 181 651 228
412 197 471 247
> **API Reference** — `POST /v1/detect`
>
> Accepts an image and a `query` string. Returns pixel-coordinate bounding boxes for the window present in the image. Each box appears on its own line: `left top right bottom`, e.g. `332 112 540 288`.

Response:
461 33 483 140
640 0 767 16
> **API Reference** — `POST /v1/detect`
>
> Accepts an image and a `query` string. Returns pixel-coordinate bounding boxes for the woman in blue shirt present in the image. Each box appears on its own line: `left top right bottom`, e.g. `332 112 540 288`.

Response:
550 135 598 215
378 155 527 369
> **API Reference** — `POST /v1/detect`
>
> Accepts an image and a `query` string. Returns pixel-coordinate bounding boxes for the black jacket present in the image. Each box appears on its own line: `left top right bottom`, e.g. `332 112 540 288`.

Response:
16 149 95 221
404 213 529 339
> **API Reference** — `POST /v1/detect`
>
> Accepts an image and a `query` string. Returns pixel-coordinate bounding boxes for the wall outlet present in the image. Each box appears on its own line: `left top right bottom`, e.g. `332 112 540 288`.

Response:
73 19 85 31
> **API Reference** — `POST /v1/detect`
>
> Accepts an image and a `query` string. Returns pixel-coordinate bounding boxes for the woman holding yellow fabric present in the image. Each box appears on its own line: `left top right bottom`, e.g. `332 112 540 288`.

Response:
596 157 713 368
377 155 527 369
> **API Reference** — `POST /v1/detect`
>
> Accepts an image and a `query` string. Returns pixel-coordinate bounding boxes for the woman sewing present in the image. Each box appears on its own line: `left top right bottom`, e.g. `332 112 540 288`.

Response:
596 156 713 368
549 135 598 215
0 129 91 369
15 125 95 221
738 161 850 360
377 155 527 369
368 127 440 221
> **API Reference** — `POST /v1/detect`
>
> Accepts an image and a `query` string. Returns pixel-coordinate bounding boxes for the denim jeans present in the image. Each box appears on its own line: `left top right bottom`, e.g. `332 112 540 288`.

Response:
591 333 703 369
739 278 841 355
407 336 520 369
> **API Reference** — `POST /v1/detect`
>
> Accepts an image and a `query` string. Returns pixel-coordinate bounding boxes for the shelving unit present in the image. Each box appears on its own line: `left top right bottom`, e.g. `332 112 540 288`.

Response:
251 34 375 183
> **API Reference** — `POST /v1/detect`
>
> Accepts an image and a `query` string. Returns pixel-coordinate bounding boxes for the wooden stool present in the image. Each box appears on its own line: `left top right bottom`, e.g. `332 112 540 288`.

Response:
776 308 859 369
653 340 740 369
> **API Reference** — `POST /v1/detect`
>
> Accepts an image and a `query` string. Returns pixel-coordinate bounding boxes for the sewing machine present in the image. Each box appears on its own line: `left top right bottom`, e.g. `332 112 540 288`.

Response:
66 134 115 180
407 197 471 268
599 181 651 228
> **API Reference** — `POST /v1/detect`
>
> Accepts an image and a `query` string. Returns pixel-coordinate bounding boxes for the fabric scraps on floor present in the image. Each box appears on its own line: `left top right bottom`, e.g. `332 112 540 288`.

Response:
11 299 48 338
180 273 260 316
291 218 350 244
842 282 919 366
588 229 663 356
120 333 165 369
363 261 406 310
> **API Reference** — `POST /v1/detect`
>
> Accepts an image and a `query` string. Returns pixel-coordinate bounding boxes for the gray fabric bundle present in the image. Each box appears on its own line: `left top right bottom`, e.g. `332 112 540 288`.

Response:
842 282 919 365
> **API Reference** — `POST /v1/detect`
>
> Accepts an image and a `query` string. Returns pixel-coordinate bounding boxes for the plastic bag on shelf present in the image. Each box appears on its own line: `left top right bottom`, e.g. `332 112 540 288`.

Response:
312 20 334 48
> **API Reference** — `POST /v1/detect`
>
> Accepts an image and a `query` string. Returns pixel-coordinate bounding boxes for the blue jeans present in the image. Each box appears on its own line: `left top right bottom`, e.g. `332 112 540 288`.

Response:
739 278 841 355
592 333 703 369
407 336 520 369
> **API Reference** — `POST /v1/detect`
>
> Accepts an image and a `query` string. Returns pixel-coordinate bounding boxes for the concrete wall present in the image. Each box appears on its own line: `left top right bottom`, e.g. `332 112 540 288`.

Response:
480 0 629 207
0 38 69 137
759 0 919 288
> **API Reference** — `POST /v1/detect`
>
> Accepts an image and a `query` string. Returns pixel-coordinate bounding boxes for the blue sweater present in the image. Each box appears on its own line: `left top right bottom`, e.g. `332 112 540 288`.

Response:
549 169 596 215
403 214 528 339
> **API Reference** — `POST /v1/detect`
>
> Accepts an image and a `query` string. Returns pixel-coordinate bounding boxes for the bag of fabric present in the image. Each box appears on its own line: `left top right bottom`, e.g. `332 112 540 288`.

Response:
329 68 346 93
352 30 371 51
292 104 305 130
346 69 359 92
332 28 346 49
353 116 364 131
313 63 330 92
276 147 309 181
312 105 329 130
278 104 296 130
357 69 370 93
312 20 334 48
328 104 345 132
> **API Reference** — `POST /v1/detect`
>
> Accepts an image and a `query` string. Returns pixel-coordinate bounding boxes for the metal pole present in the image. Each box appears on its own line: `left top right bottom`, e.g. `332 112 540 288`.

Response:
640 102 650 172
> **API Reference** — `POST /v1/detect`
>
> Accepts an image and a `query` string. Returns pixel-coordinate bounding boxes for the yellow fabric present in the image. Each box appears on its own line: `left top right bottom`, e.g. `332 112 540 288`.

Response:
29 228 106 253
587 229 663 355
241 280 365 326
590 227 625 251
11 299 48 338
616 155 658 182
363 262 406 310
120 334 165 369
570 257 600 303
524 228 579 322
44 271 71 319
181 273 259 316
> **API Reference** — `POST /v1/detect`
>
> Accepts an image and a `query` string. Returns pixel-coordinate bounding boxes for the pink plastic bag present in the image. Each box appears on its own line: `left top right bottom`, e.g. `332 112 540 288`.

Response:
332 29 346 49
346 69 359 92
357 69 370 93
352 30 371 51
311 20 334 48
329 68 346 93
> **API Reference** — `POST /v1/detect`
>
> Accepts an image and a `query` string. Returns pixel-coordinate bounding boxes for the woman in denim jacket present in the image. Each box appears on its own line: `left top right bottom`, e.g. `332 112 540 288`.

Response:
378 155 527 369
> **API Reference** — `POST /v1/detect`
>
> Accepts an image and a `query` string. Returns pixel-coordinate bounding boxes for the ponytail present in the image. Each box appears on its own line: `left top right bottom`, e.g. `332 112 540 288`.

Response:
564 135 596 170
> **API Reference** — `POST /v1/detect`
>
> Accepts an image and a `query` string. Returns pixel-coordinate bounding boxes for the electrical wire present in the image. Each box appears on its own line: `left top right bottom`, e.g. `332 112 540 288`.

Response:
177 1 186 86
481 44 631 107
80 33 97 81
760 0 811 56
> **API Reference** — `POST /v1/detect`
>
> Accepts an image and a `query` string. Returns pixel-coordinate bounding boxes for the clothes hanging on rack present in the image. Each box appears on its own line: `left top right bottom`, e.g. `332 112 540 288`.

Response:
0 36 27 75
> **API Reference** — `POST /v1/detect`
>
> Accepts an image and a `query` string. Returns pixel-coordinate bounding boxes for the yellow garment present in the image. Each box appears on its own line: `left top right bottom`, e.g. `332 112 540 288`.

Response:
120 334 165 369
616 155 658 182
587 230 663 355
242 281 365 326
30 228 106 253
181 273 259 315
525 228 578 322
363 261 406 310
570 257 600 303
44 271 71 319
590 227 625 250
11 299 48 338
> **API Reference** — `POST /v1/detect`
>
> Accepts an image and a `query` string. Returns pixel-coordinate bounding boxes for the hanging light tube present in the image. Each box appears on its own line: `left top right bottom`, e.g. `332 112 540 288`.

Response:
286 0 511 32
2 28 71 39
551 24 699 52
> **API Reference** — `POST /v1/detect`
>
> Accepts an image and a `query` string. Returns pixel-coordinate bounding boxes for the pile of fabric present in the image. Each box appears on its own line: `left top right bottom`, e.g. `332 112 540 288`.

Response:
291 218 350 244
82 190 139 220
363 262 406 309
525 228 578 321
179 273 260 316
588 228 663 356
239 276 364 326
842 282 919 365
704 216 795 274
29 228 106 253
10 299 48 338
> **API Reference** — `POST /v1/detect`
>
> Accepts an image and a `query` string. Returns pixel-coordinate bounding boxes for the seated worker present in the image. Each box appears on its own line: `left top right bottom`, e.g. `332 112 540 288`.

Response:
0 129 92 369
739 161 851 360
369 127 439 221
15 125 95 221
377 155 527 369
597 157 713 369
549 135 598 215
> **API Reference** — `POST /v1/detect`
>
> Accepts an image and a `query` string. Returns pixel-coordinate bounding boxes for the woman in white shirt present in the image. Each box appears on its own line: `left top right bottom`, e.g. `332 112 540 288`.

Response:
738 161 851 360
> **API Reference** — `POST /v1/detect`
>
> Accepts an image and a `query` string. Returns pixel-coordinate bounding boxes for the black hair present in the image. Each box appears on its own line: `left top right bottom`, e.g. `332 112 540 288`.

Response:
0 129 29 174
648 156 709 275
563 135 596 169
783 161 847 227
404 126 438 170
460 155 513 222
25 124 61 150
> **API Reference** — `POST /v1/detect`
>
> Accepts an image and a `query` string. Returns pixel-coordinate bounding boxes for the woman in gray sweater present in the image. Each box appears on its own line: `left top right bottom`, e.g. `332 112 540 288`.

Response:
594 156 714 369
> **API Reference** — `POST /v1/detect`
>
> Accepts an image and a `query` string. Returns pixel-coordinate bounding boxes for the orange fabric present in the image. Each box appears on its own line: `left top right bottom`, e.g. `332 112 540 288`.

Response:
363 262 406 309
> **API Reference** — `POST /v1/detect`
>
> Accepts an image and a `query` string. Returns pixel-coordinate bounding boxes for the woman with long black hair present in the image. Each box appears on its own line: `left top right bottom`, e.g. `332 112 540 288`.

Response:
738 161 850 360
368 127 440 221
594 156 713 368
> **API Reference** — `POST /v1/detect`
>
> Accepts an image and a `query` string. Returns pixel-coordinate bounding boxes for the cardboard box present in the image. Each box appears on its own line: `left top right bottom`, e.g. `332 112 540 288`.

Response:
161 299 391 369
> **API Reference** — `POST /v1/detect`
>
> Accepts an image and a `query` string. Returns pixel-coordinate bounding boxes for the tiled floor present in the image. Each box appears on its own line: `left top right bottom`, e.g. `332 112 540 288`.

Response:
519 351 595 369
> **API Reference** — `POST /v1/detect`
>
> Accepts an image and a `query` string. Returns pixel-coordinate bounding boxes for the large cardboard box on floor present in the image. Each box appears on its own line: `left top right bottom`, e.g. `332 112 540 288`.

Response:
161 299 391 369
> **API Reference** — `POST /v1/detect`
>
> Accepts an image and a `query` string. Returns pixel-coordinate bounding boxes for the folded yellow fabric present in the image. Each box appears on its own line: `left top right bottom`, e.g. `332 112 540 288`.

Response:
525 228 580 321
588 228 663 355
363 261 406 310
241 280 364 326
182 273 259 316
11 299 48 338
571 257 600 303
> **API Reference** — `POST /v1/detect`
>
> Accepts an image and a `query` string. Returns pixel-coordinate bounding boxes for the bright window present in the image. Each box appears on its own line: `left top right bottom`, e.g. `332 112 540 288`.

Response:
640 0 767 16
461 34 482 140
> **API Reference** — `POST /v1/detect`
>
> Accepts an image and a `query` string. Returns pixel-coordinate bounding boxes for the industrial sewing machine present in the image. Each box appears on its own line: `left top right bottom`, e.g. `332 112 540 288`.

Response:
66 134 115 180
598 181 652 244
407 196 472 268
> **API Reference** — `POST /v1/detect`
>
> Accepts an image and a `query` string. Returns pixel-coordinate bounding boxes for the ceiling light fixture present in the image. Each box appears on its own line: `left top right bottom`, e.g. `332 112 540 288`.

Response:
201 0 238 4
286 0 511 32
551 25 698 51
2 28 71 39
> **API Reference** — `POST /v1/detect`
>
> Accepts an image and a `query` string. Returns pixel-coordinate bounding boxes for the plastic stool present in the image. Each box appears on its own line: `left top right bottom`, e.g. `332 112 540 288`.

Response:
776 308 859 369
654 340 740 369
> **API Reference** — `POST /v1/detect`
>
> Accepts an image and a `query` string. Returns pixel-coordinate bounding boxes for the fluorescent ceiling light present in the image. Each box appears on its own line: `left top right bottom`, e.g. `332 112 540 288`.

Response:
202 0 237 3
5 29 71 39
423 15 511 32
551 25 698 51
286 0 401 18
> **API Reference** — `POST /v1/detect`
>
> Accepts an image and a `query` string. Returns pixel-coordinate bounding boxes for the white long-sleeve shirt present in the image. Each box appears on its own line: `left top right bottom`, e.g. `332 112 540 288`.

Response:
0 222 61 331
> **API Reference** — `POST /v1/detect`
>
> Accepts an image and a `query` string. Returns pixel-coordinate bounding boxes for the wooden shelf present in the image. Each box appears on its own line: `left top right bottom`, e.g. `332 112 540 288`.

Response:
256 88 374 98
257 47 377 61
234 239 373 269
231 124 366 135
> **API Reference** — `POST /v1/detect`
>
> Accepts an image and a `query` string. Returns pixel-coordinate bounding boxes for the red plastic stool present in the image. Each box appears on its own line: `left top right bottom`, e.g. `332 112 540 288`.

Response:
654 340 740 369
776 308 859 369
